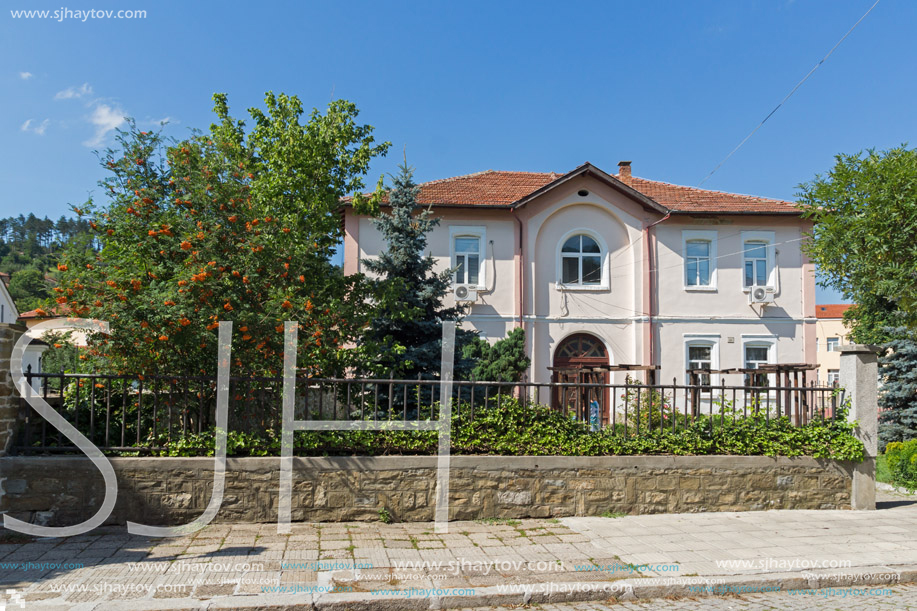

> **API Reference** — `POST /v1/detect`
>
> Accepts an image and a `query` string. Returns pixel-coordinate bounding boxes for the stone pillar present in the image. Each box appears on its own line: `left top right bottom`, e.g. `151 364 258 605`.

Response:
0 323 27 456
839 344 881 510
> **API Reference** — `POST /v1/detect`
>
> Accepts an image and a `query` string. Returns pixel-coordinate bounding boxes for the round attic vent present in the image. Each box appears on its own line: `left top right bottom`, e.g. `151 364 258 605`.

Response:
577 189 589 197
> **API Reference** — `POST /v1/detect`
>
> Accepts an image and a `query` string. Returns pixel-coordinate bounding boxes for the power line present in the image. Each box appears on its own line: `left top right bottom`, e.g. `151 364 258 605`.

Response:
698 0 881 187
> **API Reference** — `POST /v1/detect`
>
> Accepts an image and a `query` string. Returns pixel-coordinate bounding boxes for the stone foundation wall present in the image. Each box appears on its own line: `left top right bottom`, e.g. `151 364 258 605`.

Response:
0 455 854 527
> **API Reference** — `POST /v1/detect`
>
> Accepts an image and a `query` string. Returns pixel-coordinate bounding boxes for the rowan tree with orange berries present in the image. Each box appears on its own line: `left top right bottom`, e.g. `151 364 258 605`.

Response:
58 92 389 377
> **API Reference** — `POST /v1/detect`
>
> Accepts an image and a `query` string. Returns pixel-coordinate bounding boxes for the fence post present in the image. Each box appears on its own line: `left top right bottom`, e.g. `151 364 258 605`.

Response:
0 323 27 456
839 344 881 511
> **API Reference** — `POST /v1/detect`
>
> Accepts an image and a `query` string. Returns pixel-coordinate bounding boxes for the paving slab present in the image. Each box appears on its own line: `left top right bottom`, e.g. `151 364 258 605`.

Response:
0 486 915 609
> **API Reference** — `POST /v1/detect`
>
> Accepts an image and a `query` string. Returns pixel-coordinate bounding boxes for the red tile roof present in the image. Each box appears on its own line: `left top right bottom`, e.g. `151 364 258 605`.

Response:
19 305 71 319
415 171 561 207
376 166 798 215
816 304 853 319
622 175 796 214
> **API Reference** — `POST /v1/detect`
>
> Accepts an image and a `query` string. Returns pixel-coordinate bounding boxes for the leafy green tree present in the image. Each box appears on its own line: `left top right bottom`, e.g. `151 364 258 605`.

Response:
843 294 902 345
463 327 530 382
878 328 917 450
7 268 49 312
798 146 917 337
57 92 389 376
361 162 475 379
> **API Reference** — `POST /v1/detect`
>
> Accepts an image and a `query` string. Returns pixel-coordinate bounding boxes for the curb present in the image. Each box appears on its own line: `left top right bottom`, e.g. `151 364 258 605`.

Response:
79 563 917 610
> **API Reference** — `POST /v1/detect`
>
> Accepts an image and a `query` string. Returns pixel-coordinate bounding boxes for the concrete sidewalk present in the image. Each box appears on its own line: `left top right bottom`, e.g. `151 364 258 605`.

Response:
1 490 915 610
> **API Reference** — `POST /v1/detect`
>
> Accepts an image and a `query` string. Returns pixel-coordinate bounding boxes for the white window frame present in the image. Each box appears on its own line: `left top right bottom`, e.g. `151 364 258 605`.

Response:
684 334 720 385
556 229 609 291
682 230 717 291
449 226 486 289
827 369 840 385
826 337 840 352
741 334 777 387
741 231 776 291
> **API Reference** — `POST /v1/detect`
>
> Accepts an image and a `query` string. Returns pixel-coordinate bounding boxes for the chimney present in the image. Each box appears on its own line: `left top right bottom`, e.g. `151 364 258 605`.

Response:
617 160 632 179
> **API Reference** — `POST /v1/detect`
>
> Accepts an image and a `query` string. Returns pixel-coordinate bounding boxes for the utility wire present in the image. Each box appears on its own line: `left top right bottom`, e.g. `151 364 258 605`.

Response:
698 0 881 187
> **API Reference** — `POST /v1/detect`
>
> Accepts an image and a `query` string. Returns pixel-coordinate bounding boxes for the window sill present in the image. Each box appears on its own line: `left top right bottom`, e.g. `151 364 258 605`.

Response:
556 284 610 293
742 286 775 293
684 286 717 293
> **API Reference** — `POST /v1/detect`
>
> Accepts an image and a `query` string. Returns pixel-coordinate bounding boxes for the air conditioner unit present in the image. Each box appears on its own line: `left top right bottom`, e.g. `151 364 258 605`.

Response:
454 285 477 303
749 285 774 305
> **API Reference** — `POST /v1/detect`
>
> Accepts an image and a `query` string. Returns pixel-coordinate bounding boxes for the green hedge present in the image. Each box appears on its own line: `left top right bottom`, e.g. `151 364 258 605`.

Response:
149 396 865 460
884 440 917 489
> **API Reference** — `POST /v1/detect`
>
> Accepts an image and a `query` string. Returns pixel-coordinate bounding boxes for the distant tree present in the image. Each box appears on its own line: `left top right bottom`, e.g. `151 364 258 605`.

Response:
57 92 389 376
463 327 530 383
878 328 917 450
7 268 49 312
798 146 917 336
361 162 476 379
38 330 81 374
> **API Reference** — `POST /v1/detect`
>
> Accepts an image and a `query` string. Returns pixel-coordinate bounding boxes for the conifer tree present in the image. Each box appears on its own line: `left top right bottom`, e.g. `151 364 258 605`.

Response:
879 328 917 450
362 163 474 379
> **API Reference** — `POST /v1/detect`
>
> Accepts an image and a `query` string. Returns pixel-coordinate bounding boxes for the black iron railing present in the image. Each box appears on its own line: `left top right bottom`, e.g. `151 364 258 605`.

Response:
14 371 844 454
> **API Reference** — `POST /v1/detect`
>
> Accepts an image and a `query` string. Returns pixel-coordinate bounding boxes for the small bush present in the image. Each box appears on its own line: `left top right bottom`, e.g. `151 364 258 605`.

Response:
884 440 917 489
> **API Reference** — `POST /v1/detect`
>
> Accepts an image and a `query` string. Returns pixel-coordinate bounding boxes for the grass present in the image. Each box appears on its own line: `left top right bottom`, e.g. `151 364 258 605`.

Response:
600 511 627 519
877 454 892 484
474 518 521 526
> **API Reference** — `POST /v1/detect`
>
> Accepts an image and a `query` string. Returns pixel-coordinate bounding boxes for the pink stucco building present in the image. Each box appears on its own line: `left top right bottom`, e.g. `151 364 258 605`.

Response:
343 161 816 388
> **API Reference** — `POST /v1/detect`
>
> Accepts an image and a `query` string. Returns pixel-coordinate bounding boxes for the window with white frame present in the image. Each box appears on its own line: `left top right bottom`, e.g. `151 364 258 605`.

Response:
826 337 840 352
741 336 776 387
827 369 840 385
450 226 485 288
559 232 605 287
741 231 775 288
682 230 717 289
744 344 771 387
685 336 718 386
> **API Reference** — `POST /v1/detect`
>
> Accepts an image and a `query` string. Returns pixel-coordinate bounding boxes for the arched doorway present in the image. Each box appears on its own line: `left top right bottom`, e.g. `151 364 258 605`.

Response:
552 333 609 429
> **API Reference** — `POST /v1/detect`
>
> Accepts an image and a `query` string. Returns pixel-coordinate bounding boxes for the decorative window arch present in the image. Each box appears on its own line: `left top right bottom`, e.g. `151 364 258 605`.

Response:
554 333 609 366
556 229 609 290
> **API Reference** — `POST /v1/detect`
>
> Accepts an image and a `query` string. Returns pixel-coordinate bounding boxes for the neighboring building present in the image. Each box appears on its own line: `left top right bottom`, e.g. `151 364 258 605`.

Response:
815 303 853 386
344 161 817 411
0 274 49 390
0 272 16 325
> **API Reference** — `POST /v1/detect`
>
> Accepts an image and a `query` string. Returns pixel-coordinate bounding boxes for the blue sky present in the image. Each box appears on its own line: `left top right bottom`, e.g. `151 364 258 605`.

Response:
3 0 913 303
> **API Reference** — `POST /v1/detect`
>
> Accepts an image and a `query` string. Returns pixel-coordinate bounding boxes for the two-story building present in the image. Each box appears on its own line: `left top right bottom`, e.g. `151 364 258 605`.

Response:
814 304 853 386
344 161 816 396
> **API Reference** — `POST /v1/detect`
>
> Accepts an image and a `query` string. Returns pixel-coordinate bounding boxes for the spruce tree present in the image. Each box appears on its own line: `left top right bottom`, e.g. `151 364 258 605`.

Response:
362 163 474 379
463 327 530 383
879 328 917 450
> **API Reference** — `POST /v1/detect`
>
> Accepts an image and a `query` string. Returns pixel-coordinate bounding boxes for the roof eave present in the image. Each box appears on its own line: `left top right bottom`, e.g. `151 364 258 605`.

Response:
669 210 803 216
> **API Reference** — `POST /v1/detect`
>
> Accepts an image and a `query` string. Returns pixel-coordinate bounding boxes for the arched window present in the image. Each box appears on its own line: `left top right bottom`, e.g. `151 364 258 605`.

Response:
554 333 608 366
559 233 605 287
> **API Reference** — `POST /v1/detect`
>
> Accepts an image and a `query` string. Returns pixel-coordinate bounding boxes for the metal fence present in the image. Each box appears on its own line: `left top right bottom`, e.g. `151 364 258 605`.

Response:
14 371 844 455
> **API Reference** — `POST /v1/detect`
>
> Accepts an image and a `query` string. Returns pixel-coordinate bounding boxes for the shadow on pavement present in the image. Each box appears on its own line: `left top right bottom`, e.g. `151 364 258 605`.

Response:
877 499 917 509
